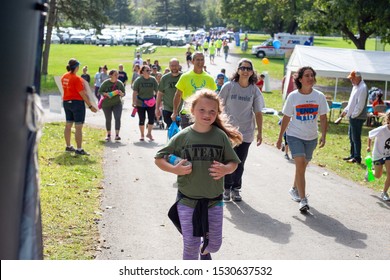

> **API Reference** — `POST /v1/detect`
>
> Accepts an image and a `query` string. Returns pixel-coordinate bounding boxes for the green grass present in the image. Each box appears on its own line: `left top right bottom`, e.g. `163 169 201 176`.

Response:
39 122 104 259
42 44 186 93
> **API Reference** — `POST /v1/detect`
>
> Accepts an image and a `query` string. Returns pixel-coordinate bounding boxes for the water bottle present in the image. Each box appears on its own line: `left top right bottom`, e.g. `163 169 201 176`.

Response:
131 107 138 117
167 154 191 166
365 154 375 182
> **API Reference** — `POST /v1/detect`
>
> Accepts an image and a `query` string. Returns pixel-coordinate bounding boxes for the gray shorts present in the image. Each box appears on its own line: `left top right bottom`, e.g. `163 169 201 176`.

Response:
286 135 317 161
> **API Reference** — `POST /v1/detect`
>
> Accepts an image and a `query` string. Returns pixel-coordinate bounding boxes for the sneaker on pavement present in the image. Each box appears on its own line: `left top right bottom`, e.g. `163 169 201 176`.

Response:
231 188 242 202
289 187 301 202
380 191 390 201
299 197 310 212
75 149 90 156
115 135 121 141
105 135 111 142
223 189 231 201
284 153 290 160
200 252 212 260
65 146 75 152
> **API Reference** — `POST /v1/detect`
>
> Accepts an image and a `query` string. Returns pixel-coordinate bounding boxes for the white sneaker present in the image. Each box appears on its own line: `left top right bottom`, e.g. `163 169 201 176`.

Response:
380 191 389 201
289 187 301 202
299 197 310 212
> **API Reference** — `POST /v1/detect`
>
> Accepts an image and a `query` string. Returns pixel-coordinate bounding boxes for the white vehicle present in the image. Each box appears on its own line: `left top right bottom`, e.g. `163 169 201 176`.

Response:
251 33 314 58
122 32 143 45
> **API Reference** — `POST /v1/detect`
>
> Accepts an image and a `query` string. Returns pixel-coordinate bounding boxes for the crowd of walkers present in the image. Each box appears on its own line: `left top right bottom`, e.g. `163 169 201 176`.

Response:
60 39 389 261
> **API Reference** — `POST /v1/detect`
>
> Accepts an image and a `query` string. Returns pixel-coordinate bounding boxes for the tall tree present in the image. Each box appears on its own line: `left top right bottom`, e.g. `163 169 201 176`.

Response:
220 0 311 36
107 0 132 28
174 0 205 30
42 0 110 75
204 0 224 29
299 0 390 49
154 0 170 29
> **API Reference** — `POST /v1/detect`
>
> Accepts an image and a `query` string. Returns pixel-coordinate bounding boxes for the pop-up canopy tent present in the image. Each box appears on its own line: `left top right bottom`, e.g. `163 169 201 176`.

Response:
283 45 390 100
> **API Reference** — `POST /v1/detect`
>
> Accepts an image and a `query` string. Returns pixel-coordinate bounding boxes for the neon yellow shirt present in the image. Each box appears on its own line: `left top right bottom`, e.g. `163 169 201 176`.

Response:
215 39 222 48
209 45 216 55
176 70 217 114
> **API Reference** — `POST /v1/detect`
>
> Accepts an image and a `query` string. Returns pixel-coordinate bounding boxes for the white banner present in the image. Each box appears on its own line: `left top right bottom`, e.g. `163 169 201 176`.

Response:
1 260 385 280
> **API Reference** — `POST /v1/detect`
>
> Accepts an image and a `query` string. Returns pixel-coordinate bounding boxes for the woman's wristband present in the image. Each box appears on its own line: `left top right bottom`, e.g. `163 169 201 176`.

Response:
89 105 93 109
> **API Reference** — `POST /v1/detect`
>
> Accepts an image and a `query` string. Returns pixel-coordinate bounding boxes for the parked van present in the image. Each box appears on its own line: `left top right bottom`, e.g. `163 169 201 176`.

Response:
251 33 314 58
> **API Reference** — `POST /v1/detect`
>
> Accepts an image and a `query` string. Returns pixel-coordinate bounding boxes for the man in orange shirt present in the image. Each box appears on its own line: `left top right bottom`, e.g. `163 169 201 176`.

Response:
61 58 97 155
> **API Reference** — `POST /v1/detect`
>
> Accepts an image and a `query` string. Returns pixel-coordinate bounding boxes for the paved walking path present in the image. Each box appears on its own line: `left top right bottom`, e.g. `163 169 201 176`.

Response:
42 44 389 260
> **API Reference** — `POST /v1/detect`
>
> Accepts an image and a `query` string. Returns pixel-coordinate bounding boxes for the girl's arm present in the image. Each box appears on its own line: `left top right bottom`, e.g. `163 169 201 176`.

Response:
155 158 192 176
209 161 238 180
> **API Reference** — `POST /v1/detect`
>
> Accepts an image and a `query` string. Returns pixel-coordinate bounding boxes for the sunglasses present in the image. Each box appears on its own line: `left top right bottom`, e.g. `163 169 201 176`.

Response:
238 66 253 72
144 69 151 72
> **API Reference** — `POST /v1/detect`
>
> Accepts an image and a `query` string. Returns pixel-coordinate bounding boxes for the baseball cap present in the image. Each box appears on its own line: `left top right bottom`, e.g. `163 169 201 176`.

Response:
347 70 361 79
217 73 225 79
152 65 157 69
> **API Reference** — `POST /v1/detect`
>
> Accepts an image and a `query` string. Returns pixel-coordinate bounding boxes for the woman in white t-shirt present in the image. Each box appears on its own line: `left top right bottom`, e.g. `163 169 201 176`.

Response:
367 112 390 201
277 66 329 212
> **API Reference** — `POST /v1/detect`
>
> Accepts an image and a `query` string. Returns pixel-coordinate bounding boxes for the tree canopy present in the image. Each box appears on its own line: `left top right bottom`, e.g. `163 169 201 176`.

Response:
298 0 390 49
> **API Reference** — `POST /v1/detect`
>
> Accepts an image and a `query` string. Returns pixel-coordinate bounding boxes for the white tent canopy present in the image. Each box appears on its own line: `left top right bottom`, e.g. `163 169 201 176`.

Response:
284 45 390 100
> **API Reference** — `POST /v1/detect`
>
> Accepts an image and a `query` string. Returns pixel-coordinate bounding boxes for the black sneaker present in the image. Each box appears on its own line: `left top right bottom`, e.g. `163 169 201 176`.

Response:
65 146 76 152
75 149 90 156
200 253 212 260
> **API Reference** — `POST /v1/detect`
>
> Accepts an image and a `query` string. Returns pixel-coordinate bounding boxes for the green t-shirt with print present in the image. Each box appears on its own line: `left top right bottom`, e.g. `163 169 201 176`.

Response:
175 70 217 114
98 80 126 108
155 126 241 207
158 72 182 112
133 76 158 107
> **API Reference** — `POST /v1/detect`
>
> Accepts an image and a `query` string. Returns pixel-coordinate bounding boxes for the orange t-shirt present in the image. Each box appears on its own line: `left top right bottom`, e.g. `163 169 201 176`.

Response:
61 72 84 101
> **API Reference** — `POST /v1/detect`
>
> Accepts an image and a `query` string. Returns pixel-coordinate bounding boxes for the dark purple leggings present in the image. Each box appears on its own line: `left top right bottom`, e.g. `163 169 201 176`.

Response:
177 203 223 260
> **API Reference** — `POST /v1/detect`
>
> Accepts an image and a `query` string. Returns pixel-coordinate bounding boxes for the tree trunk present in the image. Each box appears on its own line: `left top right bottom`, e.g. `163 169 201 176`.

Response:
41 0 56 76
341 25 368 50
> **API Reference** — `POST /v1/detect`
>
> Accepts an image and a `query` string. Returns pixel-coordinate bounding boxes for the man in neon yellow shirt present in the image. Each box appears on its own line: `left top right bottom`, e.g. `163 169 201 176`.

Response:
209 41 216 64
203 40 209 56
215 38 223 56
172 52 217 128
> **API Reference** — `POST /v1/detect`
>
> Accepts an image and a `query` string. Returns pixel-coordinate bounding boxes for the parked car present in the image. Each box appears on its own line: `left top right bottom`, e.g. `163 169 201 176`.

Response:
70 33 86 44
44 33 60 44
122 33 143 45
96 34 114 46
52 34 60 44
166 33 186 46
57 32 70 44
84 34 97 45
142 34 173 46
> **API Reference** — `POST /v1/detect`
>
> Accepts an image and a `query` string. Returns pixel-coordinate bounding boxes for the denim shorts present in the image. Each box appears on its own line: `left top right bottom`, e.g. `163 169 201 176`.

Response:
286 135 317 161
374 156 390 165
63 100 86 125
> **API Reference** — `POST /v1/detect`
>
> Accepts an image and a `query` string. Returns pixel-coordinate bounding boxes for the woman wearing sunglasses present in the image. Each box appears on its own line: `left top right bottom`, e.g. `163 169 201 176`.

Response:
132 65 159 141
218 58 265 202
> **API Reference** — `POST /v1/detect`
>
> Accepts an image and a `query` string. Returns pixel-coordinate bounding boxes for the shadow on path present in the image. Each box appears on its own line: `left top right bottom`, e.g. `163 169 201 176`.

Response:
225 201 292 244
293 207 367 249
